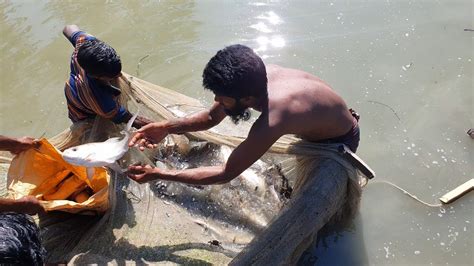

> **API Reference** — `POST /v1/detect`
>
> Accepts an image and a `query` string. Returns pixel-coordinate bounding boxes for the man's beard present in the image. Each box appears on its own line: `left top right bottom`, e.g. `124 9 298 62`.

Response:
224 101 251 124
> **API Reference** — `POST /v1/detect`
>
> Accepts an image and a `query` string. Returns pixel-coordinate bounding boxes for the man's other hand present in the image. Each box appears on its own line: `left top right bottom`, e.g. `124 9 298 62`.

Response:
7 137 40 155
127 164 160 183
129 122 168 150
17 196 45 215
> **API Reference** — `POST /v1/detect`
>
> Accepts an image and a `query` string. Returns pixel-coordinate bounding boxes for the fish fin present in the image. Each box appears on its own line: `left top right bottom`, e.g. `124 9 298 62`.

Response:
86 168 95 181
126 110 140 130
84 152 99 162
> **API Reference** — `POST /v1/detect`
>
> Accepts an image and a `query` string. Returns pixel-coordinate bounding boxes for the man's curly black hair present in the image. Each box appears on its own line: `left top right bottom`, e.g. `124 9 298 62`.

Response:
0 213 46 265
202 44 267 99
77 39 121 78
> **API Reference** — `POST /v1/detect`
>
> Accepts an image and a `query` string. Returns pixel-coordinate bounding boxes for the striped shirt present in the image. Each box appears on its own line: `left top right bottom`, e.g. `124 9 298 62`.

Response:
64 31 128 123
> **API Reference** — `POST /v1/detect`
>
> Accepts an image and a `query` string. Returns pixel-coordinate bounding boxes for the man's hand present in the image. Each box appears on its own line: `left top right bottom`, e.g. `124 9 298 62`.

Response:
15 196 45 215
132 115 155 129
129 122 169 150
127 164 161 183
0 136 40 155
13 137 40 154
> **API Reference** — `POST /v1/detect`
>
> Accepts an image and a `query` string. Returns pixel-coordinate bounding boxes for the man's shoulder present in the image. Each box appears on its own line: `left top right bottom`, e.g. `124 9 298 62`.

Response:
67 30 96 48
268 65 321 84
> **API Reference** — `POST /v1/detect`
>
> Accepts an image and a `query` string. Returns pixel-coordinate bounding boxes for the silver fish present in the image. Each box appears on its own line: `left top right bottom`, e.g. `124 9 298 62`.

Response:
62 112 139 179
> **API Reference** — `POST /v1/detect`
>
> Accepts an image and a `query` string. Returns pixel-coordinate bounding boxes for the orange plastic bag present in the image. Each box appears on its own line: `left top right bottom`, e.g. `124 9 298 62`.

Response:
7 138 109 214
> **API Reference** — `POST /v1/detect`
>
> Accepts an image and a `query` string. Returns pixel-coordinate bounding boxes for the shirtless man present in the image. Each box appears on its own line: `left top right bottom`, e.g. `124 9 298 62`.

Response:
127 44 359 185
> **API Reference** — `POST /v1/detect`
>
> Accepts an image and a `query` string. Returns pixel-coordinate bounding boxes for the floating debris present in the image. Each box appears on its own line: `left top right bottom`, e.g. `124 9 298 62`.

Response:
136 54 150 77
467 128 474 139
209 240 221 247
367 100 401 121
402 62 413 71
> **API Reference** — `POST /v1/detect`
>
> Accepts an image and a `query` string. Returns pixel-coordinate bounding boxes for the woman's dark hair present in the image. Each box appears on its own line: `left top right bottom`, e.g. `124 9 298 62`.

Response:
77 39 122 78
202 44 267 99
0 213 46 265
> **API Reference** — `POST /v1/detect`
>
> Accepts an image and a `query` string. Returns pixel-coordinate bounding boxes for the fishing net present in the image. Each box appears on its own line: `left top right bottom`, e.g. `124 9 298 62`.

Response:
2 73 369 264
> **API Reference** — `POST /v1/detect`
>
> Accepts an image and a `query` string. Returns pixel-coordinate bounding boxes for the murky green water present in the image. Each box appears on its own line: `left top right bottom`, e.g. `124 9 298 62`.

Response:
1 0 472 265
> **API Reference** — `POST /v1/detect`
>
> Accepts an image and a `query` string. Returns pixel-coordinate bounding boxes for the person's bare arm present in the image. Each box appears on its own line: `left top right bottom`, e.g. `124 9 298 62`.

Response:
128 113 282 185
0 135 40 155
132 115 154 129
0 196 45 215
62 24 81 40
129 102 227 149
162 101 227 134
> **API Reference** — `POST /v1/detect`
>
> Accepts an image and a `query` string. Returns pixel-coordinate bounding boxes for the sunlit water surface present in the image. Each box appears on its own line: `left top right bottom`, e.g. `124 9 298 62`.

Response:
0 1 472 265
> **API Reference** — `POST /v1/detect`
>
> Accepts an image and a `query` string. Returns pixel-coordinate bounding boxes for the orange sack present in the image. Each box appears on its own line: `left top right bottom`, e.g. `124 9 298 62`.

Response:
7 138 110 214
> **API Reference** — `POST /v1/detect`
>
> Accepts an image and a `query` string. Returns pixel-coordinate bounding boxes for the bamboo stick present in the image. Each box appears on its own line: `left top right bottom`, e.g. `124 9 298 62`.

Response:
439 179 474 204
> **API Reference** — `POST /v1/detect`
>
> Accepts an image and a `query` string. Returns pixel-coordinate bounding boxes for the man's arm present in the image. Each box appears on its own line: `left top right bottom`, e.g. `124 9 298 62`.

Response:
128 113 282 185
63 24 94 47
164 102 227 134
62 24 80 40
0 135 39 155
132 116 154 129
0 196 45 215
129 102 227 149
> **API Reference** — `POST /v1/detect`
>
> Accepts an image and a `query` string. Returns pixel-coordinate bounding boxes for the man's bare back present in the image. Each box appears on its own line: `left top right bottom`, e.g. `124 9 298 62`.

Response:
126 44 362 265
127 44 360 186
265 64 356 142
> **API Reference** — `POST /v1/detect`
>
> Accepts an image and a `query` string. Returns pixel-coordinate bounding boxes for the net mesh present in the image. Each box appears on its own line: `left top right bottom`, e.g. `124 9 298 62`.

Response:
2 73 367 264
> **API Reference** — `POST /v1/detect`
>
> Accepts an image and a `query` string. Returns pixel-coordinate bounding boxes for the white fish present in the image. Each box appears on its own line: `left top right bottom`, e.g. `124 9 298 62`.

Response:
62 112 139 179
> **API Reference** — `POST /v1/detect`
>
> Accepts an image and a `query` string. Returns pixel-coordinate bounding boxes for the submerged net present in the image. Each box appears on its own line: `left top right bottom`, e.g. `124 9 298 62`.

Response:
3 73 368 264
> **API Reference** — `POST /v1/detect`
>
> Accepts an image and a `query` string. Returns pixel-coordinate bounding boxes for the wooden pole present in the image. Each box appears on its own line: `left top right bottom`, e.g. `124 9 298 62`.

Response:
439 179 474 204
